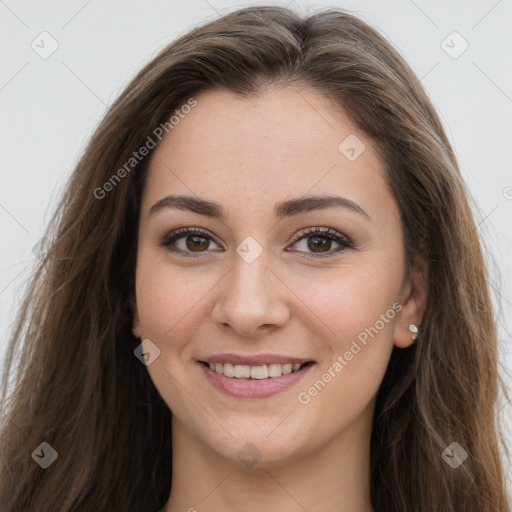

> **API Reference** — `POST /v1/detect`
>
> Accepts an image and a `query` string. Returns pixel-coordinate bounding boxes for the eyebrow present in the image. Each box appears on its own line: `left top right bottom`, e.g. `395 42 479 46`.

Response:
148 194 371 221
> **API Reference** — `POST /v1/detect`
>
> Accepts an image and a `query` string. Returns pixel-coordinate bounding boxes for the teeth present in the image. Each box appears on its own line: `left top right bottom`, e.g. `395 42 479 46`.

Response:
251 365 268 379
223 363 235 377
206 362 307 379
281 363 292 375
234 365 251 378
267 364 282 377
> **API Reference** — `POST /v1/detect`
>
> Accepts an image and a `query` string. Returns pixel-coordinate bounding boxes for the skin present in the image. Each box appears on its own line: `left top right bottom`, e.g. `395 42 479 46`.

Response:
131 86 427 512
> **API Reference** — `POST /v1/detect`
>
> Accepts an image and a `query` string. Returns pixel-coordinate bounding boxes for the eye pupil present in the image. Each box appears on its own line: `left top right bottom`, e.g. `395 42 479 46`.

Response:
308 236 331 252
186 236 209 251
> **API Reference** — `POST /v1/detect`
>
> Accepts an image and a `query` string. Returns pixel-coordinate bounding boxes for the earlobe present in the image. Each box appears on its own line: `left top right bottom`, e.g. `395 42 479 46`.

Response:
129 298 142 338
394 254 428 348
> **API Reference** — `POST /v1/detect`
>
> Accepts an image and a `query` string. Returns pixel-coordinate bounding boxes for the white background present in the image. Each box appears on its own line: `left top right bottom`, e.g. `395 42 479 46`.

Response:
1 0 511 483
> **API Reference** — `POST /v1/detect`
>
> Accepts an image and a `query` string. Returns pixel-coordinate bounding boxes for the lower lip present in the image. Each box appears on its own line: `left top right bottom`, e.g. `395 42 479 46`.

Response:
198 362 315 398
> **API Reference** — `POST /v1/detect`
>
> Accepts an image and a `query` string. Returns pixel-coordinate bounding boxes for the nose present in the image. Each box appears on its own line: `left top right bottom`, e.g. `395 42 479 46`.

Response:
211 251 291 338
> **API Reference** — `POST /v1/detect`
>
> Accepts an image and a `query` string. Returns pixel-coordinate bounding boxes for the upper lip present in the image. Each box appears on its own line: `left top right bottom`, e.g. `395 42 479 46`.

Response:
198 353 314 366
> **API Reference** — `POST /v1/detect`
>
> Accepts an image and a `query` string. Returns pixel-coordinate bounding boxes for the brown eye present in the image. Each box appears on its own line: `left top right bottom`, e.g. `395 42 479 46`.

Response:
185 235 210 252
160 227 223 257
288 227 352 258
307 236 333 253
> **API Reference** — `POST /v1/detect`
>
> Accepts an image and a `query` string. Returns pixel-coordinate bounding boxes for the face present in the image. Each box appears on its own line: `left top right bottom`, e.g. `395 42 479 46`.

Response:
132 86 425 467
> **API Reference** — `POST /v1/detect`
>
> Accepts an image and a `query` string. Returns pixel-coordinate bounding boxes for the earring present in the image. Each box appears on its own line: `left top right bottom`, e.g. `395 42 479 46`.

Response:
408 324 418 340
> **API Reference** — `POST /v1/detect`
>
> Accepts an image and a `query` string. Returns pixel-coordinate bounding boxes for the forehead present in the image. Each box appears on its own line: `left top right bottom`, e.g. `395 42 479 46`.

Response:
142 86 398 227
151 86 357 172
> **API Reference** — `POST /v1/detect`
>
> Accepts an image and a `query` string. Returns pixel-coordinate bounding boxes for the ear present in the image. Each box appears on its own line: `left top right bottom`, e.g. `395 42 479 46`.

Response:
129 297 142 339
394 253 428 348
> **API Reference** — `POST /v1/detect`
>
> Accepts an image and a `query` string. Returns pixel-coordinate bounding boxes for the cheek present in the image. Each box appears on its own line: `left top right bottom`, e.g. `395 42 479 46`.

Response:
134 250 216 341
288 260 401 406
287 256 402 345
133 261 209 396
134 259 207 412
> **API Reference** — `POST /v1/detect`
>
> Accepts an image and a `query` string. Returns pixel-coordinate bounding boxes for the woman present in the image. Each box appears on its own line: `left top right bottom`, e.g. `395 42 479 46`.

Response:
0 5 509 511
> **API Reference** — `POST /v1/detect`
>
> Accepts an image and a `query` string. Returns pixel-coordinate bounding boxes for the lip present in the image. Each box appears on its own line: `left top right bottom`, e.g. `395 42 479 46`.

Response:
199 353 314 366
197 359 315 399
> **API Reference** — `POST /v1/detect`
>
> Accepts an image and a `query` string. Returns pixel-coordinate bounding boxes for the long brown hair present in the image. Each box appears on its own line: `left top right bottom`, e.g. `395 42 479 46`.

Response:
0 6 509 511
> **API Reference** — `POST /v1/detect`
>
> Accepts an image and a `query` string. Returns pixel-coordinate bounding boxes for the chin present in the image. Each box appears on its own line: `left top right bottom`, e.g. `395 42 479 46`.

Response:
198 415 317 469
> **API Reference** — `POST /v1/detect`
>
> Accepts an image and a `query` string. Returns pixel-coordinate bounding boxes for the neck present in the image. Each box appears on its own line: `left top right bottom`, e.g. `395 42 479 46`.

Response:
162 408 374 512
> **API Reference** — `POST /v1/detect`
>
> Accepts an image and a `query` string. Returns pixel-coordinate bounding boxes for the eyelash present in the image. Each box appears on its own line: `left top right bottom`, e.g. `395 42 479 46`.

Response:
159 226 353 260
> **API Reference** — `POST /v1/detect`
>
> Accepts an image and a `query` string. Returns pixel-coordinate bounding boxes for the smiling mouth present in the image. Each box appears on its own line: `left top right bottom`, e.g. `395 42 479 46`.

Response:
199 361 314 379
